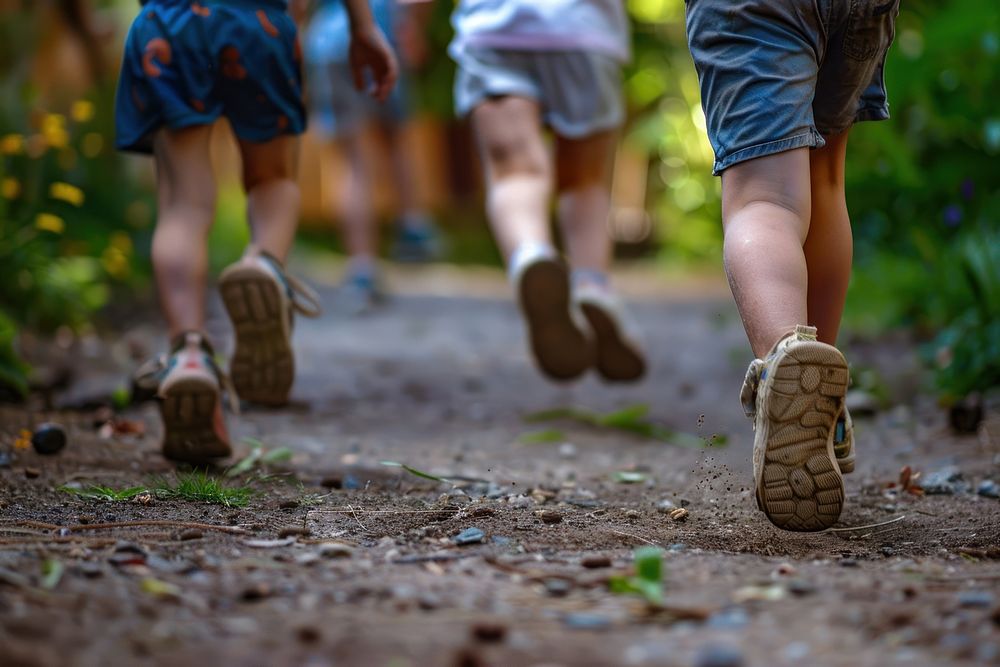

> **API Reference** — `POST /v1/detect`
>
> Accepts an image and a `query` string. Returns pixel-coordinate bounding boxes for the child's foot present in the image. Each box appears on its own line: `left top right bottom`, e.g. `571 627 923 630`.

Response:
392 214 445 263
340 262 386 315
510 243 594 381
740 325 850 531
573 280 646 382
219 252 321 406
135 332 233 464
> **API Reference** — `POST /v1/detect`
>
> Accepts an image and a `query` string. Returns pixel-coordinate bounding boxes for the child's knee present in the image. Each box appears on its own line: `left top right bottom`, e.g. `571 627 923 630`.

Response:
243 163 297 193
481 132 548 179
721 151 811 223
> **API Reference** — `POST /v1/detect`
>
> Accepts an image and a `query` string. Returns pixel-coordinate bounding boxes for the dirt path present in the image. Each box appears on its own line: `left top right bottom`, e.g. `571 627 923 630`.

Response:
1 264 998 667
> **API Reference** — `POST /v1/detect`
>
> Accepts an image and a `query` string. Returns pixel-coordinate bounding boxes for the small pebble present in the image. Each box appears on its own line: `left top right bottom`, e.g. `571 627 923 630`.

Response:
977 480 999 499
279 499 299 509
471 506 495 517
558 443 577 459
241 582 272 601
417 593 441 610
693 643 745 667
24 467 40 479
320 477 342 489
178 529 203 541
669 508 689 522
624 509 641 520
0 451 13 468
454 527 485 546
296 626 321 643
563 612 611 631
788 579 816 597
31 423 66 455
839 558 859 568
537 510 563 524
707 607 749 630
278 526 311 539
581 554 612 569
543 578 572 597
958 590 994 608
655 499 676 513
470 622 507 643
668 543 686 553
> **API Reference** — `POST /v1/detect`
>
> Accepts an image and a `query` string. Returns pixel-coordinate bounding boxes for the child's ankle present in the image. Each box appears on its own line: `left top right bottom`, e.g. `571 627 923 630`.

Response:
507 241 556 283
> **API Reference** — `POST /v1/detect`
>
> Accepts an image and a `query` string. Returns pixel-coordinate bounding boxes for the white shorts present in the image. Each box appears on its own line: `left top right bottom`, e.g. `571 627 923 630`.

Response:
452 46 624 139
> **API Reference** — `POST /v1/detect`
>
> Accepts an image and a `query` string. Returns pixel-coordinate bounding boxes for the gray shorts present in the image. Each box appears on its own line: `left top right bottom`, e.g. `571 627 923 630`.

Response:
452 46 624 139
306 61 409 137
686 0 899 174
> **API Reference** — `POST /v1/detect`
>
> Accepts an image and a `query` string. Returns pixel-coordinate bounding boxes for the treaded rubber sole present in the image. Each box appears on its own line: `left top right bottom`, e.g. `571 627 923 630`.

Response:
219 264 293 406
757 342 849 532
160 376 231 463
580 302 646 382
518 260 593 381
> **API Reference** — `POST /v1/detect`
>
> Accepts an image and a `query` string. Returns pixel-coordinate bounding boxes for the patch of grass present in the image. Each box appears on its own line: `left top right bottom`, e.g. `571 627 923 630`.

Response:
380 460 450 483
60 485 149 502
609 546 665 606
154 471 253 507
525 404 726 448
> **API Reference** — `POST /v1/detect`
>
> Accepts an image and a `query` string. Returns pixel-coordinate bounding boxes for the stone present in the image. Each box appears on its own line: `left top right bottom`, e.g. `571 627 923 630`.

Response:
922 467 970 495
707 607 749 630
31 423 67 455
470 621 507 643
957 590 994 608
454 527 485 546
693 643 745 667
655 499 676 513
977 480 999 499
318 543 354 559
278 526 311 539
563 612 611 631
178 529 203 541
580 554 612 569
537 510 563 524
543 578 572 597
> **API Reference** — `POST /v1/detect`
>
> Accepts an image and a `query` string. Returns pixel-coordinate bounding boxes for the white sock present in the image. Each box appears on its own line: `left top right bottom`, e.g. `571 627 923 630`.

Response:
507 241 557 284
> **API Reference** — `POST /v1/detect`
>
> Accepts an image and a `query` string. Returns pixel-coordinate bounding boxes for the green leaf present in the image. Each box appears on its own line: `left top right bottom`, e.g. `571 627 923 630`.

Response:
613 471 648 484
380 461 448 483
40 559 64 590
517 429 566 444
634 546 663 584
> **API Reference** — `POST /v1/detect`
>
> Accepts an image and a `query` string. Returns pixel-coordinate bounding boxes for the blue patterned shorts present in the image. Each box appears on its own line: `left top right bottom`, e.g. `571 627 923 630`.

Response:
115 0 305 153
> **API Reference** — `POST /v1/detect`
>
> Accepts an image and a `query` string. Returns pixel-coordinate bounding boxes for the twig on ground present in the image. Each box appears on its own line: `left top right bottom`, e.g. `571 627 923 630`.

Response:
2 519 248 534
607 528 662 548
823 515 906 533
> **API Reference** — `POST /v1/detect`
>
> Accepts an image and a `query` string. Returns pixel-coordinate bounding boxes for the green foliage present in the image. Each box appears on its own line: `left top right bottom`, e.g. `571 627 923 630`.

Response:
609 546 665 606
524 403 725 448
380 460 450 483
153 472 254 507
225 438 294 478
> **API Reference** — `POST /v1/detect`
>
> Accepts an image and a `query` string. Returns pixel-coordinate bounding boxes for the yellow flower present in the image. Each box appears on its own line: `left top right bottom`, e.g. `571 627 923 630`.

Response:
36 213 66 234
81 132 104 158
14 428 32 450
0 133 24 155
1 178 20 199
71 100 96 123
110 232 133 254
101 246 130 280
41 114 69 149
50 182 85 206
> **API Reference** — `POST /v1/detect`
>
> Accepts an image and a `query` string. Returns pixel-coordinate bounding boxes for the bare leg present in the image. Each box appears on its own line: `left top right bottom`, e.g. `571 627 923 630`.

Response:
805 130 852 346
554 129 616 275
238 135 300 262
379 121 422 220
333 130 378 263
152 125 217 338
721 148 812 358
471 96 552 262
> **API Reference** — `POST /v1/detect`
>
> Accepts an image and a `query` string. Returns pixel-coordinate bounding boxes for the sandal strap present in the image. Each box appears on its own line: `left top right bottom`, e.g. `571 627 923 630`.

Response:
740 358 765 421
257 252 322 319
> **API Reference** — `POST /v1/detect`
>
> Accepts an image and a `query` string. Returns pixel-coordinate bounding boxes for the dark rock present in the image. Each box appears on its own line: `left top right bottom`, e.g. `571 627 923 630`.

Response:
320 476 342 490
471 506 495 517
241 582 272 601
977 480 999 499
24 467 40 479
417 593 441 610
580 554 612 569
839 558 859 568
949 396 983 434
543 578 572 597
31 423 67 455
0 451 12 467
957 590 994 608
296 626 321 643
694 643 745 667
538 510 563 524
178 529 203 541
453 527 485 546
788 579 816 596
563 613 611 631
279 499 299 509
922 468 970 495
76 562 104 578
470 621 507 643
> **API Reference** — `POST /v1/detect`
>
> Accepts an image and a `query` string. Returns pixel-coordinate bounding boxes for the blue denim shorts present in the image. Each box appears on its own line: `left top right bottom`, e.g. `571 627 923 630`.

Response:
686 0 898 174
115 0 305 153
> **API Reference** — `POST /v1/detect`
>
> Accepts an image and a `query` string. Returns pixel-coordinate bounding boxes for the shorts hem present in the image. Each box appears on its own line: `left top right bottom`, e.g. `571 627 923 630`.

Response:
713 130 823 175
815 106 890 137
454 85 539 118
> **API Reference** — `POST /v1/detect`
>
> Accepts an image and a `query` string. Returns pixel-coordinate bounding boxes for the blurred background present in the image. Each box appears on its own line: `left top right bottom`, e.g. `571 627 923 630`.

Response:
0 0 997 409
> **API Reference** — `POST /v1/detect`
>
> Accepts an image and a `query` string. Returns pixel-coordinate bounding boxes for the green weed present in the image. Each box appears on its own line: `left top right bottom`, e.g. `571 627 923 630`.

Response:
609 546 665 606
525 404 726 448
154 472 253 507
60 484 149 502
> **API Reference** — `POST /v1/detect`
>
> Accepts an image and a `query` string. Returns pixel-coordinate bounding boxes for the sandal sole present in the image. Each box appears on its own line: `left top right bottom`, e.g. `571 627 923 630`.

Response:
580 302 646 382
757 342 849 532
160 376 231 463
518 260 593 381
220 264 294 406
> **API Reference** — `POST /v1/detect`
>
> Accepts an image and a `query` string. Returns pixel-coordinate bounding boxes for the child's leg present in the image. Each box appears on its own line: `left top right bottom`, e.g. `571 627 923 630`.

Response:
553 130 615 276
470 96 553 262
804 130 852 345
721 148 812 358
151 126 218 339
334 131 378 263
238 135 301 262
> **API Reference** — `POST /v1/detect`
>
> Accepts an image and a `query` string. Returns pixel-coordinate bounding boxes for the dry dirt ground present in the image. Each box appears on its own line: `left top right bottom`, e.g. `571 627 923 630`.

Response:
1 264 998 667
